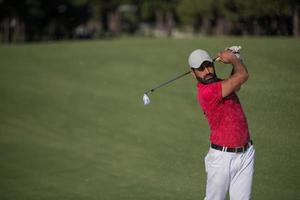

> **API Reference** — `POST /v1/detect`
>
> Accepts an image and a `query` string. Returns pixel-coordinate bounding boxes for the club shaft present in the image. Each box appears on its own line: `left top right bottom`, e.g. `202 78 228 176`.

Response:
144 57 218 94
145 71 190 94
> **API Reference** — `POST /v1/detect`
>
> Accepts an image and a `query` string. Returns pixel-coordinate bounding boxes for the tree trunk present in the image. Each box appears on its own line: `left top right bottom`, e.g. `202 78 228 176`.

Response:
200 17 210 35
88 0 102 38
108 9 121 36
293 5 299 37
215 17 232 35
253 20 261 36
155 9 163 30
165 10 174 37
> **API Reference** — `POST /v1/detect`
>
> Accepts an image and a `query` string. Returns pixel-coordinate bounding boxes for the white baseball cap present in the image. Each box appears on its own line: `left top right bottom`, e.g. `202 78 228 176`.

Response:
188 49 212 69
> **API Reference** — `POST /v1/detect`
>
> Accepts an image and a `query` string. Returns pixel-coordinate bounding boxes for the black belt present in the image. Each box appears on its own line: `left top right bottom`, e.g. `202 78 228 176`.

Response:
211 140 253 153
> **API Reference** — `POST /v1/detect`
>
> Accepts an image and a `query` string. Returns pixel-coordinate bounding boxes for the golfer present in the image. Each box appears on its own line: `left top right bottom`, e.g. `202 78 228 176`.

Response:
188 48 255 200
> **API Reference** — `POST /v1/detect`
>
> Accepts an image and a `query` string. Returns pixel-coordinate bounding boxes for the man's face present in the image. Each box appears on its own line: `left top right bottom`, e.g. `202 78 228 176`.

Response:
192 61 216 83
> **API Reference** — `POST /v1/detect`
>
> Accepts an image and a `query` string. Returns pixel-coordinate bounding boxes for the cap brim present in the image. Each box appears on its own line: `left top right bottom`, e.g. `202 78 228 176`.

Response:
191 59 213 68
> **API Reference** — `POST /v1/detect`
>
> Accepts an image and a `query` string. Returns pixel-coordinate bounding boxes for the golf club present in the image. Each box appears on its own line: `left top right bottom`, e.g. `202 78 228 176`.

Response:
143 57 219 106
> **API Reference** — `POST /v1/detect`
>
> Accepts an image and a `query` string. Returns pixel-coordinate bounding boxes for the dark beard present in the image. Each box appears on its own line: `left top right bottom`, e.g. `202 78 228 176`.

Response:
198 73 220 84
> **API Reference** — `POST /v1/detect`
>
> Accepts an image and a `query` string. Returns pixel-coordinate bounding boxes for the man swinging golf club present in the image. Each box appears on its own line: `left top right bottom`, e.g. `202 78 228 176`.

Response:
188 47 255 200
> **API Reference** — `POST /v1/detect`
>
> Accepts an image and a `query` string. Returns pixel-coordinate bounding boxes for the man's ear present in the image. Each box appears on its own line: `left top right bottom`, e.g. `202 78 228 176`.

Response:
190 69 196 79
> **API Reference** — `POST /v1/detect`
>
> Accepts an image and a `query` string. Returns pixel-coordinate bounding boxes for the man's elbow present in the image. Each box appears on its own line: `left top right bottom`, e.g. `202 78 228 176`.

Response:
242 72 249 83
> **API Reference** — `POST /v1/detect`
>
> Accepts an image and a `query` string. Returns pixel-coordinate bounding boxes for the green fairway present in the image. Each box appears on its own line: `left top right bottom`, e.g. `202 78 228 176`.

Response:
0 37 299 200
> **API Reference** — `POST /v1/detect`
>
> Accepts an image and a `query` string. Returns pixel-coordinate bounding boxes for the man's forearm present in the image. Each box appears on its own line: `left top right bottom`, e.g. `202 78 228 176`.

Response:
230 59 248 83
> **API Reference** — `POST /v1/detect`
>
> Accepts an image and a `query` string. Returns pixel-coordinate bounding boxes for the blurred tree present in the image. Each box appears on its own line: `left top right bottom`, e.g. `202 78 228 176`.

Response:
119 4 139 34
235 0 298 36
0 0 27 42
176 0 207 33
141 0 178 37
176 0 238 35
293 5 299 37
177 0 298 36
278 0 300 37
1 0 299 42
0 0 91 41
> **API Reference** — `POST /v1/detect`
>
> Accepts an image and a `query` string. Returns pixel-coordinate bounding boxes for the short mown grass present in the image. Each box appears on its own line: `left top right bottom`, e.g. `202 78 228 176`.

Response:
0 37 299 200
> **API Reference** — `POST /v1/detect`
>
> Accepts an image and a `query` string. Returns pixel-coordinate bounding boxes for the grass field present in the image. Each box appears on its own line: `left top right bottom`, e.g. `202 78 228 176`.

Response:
0 37 299 200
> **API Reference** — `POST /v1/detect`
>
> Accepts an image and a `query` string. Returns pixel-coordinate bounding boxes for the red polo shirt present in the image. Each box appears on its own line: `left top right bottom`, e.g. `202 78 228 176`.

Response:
197 81 250 147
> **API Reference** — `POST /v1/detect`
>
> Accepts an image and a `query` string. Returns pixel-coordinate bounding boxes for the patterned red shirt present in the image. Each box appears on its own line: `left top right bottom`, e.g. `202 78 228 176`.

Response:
197 81 250 147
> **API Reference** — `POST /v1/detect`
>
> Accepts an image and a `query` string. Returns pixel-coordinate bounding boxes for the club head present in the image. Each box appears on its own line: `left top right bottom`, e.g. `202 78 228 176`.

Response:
143 93 150 106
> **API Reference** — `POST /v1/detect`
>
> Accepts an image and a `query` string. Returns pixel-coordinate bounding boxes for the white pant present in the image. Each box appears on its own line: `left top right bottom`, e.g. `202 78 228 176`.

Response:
204 145 255 200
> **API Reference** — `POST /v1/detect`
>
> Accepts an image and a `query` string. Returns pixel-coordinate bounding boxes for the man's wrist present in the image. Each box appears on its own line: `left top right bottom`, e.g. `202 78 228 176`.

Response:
230 57 242 66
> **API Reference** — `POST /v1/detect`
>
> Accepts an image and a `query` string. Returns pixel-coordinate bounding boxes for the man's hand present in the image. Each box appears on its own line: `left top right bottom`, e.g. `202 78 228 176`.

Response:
217 50 239 64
